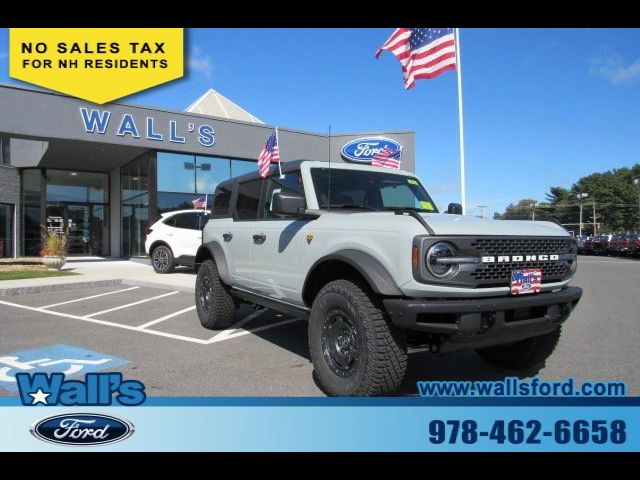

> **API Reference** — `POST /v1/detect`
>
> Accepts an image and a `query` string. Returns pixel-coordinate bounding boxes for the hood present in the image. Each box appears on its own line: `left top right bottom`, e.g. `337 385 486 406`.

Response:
421 213 569 237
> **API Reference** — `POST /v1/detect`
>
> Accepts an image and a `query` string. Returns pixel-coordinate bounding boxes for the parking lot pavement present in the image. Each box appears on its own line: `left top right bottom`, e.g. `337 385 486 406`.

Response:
0 254 639 396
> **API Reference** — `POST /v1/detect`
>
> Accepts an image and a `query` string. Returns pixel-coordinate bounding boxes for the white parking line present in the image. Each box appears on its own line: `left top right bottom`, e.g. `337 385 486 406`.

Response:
206 309 266 343
137 306 197 329
84 291 179 318
208 317 304 344
40 286 141 308
0 299 209 345
0 298 304 346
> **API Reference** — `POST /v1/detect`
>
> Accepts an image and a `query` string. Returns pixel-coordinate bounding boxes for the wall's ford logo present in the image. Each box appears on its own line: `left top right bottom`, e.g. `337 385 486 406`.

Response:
341 137 401 163
31 414 134 446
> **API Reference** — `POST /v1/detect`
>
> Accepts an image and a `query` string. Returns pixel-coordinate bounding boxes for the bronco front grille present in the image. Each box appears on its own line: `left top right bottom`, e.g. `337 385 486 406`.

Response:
468 237 575 286
469 238 575 256
471 261 569 284
414 236 577 289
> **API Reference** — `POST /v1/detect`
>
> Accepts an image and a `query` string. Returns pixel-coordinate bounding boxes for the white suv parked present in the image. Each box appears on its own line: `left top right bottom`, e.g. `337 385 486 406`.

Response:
145 209 209 273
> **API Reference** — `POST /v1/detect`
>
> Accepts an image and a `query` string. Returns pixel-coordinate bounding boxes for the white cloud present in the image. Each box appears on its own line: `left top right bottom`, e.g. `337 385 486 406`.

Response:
188 46 214 80
590 47 640 85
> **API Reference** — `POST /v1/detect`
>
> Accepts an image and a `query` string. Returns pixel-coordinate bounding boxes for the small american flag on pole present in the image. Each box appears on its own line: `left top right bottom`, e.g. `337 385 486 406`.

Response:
372 146 402 170
257 130 280 178
375 28 456 89
192 194 207 209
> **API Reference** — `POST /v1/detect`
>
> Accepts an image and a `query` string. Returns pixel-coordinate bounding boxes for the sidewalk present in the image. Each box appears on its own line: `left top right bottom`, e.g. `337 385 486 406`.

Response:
0 257 196 295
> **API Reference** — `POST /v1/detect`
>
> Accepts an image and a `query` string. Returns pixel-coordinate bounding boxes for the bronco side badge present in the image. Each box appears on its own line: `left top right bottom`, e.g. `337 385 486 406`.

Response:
306 234 313 244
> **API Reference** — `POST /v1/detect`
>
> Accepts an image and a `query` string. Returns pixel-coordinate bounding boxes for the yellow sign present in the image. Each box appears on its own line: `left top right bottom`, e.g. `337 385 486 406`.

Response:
420 201 435 211
9 28 184 104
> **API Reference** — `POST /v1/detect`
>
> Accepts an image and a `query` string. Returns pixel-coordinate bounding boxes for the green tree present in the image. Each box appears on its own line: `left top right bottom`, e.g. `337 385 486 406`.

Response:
494 163 640 233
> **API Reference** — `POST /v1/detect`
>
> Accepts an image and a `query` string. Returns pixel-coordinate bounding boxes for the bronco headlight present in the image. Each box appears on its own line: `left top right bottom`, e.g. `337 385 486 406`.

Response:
425 242 458 278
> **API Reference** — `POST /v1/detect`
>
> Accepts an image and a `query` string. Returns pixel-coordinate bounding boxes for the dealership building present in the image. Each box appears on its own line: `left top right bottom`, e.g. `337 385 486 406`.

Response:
0 84 415 259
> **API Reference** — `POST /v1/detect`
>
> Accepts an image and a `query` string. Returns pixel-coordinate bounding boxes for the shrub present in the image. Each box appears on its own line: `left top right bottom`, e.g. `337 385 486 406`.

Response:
39 227 68 257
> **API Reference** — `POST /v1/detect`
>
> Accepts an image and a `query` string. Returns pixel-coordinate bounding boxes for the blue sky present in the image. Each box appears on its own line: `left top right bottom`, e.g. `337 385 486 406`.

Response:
1 28 639 216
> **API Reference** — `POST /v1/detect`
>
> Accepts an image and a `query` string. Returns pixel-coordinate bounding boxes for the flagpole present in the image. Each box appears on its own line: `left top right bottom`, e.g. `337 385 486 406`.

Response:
454 28 467 215
276 126 284 178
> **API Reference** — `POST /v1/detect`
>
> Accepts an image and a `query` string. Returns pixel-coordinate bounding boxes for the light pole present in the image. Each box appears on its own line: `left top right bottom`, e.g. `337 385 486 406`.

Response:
576 193 589 237
592 200 597 236
634 178 639 234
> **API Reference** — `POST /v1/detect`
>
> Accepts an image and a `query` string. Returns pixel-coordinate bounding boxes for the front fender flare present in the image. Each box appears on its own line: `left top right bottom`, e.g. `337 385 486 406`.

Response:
195 242 231 285
304 249 403 298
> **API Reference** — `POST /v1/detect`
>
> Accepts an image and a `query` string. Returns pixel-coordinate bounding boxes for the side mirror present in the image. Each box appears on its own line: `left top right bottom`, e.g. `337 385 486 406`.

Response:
447 203 463 215
272 192 305 216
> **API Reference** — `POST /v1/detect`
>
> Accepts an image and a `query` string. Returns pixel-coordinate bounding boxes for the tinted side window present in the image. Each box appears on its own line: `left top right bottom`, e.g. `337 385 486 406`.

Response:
163 215 177 227
212 185 233 219
264 171 305 219
235 179 262 220
173 213 200 230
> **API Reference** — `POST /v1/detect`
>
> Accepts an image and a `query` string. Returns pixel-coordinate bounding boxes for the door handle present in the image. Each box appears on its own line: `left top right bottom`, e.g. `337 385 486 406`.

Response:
223 232 233 242
253 233 266 243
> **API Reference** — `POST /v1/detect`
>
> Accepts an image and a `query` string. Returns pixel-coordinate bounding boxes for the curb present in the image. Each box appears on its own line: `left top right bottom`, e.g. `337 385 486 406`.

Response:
0 279 124 297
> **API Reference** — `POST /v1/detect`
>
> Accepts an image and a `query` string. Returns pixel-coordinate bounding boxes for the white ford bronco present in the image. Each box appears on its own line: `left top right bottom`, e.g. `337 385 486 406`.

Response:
195 160 582 396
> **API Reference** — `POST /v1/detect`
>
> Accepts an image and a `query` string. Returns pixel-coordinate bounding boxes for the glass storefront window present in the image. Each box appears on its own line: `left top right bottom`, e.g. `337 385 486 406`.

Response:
156 152 234 213
44 170 110 256
46 170 108 203
157 152 196 194
0 203 14 258
157 192 199 214
22 169 42 256
121 154 150 257
231 159 258 178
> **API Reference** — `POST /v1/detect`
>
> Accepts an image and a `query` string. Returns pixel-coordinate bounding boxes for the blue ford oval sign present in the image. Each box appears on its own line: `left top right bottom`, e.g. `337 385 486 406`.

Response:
31 413 134 446
341 137 401 164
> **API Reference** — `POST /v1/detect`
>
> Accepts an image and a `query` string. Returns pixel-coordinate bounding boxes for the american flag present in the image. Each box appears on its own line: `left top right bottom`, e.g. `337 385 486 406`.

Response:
192 194 207 209
372 146 402 169
375 28 456 89
257 131 280 178
510 268 542 295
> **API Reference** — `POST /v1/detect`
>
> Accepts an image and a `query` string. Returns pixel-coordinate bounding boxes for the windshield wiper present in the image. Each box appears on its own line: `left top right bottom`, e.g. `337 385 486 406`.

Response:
326 204 380 211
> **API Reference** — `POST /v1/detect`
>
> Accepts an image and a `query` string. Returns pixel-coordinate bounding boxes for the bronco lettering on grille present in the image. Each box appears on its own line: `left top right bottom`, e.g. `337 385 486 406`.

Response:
481 254 560 263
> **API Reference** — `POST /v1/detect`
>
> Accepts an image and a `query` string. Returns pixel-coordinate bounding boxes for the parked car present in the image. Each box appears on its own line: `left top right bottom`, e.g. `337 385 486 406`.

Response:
581 236 596 255
592 234 615 255
615 233 639 257
194 160 582 396
145 209 210 273
631 234 640 257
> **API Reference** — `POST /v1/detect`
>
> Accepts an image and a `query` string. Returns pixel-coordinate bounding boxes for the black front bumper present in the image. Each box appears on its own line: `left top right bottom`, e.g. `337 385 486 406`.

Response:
383 286 583 352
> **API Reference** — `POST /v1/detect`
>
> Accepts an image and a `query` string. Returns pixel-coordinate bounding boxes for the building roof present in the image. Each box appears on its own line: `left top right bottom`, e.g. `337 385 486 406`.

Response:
185 89 263 124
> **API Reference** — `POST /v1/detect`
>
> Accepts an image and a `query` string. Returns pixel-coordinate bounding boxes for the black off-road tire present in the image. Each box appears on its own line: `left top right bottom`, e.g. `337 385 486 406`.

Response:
195 260 236 330
308 279 408 396
151 245 175 274
476 327 562 369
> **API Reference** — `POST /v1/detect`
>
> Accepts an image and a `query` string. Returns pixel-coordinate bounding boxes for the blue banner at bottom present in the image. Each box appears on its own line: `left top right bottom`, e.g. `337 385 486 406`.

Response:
1 399 640 451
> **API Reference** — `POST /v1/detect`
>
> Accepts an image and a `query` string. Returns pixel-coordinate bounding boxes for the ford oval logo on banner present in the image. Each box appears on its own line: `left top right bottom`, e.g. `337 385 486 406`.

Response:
341 137 401 164
31 413 134 446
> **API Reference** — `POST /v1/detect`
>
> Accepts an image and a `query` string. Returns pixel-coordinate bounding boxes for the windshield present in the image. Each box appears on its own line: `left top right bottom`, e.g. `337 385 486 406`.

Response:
310 168 438 213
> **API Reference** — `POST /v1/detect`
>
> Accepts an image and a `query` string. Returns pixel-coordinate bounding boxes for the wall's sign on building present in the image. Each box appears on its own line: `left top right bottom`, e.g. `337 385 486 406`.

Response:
340 137 401 164
79 108 215 147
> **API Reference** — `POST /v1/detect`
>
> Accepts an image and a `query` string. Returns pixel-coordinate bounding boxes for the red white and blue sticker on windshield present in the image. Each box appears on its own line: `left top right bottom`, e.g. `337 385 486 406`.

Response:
511 268 542 295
